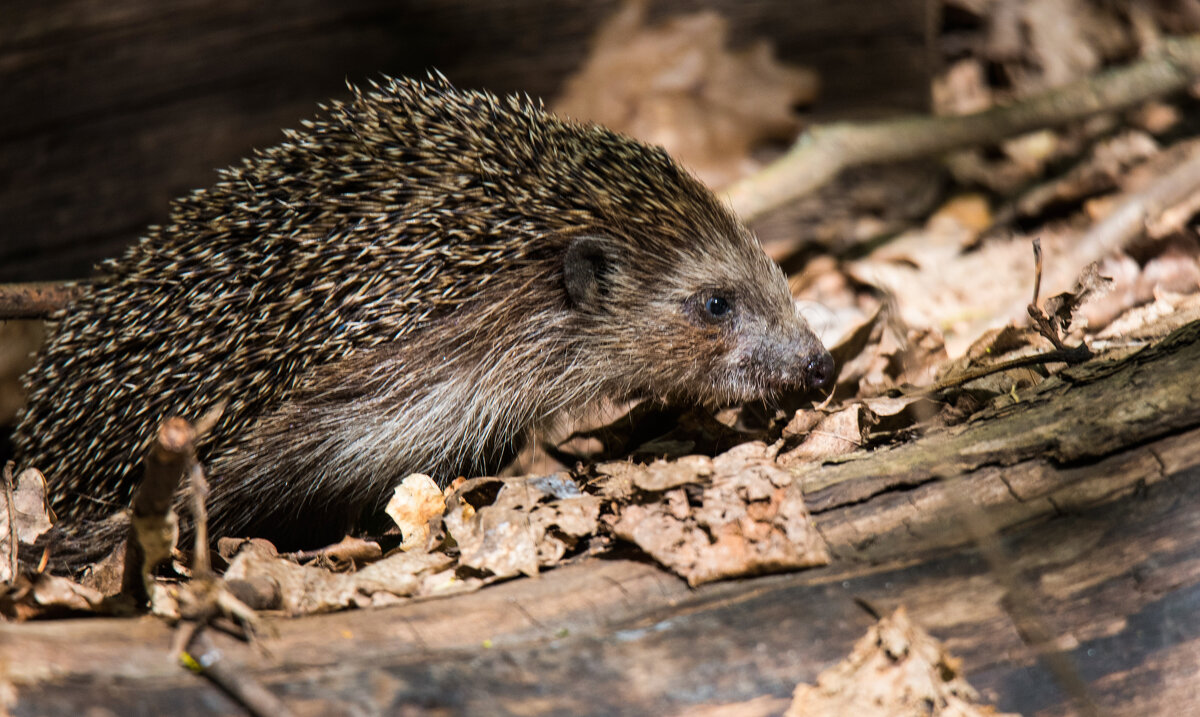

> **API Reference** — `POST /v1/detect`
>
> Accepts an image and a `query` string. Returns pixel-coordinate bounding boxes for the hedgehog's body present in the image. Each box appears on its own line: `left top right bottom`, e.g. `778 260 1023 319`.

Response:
16 75 832 547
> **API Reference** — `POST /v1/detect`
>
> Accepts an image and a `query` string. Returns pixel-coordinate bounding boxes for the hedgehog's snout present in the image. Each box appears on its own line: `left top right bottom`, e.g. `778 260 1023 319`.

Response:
804 348 836 393
744 319 835 396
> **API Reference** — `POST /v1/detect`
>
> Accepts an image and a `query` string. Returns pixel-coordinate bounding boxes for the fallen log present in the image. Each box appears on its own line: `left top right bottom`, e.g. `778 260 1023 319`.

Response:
3 323 1199 716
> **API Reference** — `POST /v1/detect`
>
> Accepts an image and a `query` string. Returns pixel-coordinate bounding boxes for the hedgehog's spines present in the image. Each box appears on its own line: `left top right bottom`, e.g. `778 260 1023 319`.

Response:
16 74 830 548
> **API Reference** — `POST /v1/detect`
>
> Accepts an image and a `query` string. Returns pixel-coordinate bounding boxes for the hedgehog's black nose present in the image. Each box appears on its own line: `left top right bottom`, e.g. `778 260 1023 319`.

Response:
806 350 836 392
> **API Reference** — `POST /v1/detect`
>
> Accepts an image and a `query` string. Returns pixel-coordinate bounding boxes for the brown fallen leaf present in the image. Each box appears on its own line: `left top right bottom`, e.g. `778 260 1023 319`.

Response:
777 406 874 466
1 466 54 583
1 571 105 620
283 535 384 567
786 607 1018 717
223 540 461 615
1042 262 1113 337
445 475 601 579
2 467 53 544
609 442 828 586
554 0 818 189
934 326 1053 398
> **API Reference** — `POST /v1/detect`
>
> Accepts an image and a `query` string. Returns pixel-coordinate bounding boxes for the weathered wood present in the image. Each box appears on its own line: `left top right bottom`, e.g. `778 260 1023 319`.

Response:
0 0 930 282
4 324 1199 715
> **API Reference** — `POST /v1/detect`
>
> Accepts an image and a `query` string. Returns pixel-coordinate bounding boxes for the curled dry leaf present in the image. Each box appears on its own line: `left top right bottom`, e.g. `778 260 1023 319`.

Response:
1 467 54 582
223 540 462 615
1043 262 1113 336
778 406 874 466
444 475 601 579
609 443 828 586
786 607 1018 717
282 535 383 566
1 572 105 620
384 473 447 552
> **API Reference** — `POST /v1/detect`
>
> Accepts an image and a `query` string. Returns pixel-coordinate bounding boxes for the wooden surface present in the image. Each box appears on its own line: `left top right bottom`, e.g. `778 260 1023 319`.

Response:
4 324 1200 715
1 0 930 283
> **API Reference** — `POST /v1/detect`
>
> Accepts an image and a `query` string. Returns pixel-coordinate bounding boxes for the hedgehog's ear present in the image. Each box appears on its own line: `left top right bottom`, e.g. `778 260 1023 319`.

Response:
563 235 615 308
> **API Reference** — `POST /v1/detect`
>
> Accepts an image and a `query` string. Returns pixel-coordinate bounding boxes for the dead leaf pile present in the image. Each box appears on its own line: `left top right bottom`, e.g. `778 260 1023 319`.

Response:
786 607 1018 717
603 443 829 586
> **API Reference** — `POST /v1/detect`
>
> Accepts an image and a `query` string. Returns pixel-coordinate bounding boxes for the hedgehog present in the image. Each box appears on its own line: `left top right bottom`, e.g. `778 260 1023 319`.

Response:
15 74 834 549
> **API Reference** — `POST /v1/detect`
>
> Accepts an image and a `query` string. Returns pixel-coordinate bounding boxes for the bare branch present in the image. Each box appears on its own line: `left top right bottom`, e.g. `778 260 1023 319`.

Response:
0 282 84 319
727 35 1200 221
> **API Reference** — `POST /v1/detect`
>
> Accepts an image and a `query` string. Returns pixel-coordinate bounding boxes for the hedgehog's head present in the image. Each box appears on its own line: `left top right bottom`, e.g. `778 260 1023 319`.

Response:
561 225 833 407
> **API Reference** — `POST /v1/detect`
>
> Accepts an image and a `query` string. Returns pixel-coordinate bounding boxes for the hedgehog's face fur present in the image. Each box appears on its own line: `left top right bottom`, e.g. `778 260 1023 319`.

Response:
561 228 833 407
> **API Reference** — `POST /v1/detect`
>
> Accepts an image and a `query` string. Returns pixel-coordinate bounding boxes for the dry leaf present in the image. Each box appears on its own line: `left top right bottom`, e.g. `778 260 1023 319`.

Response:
609 443 828 585
1 467 54 583
1043 262 1113 335
1 572 105 620
554 0 818 189
223 540 460 615
786 607 1018 717
283 535 383 566
445 475 601 579
778 406 873 466
385 473 447 552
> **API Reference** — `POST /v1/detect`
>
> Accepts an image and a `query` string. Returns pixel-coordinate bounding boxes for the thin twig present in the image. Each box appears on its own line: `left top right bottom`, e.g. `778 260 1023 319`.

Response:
4 462 17 581
726 35 1200 221
909 345 1092 396
181 630 295 717
1031 239 1044 309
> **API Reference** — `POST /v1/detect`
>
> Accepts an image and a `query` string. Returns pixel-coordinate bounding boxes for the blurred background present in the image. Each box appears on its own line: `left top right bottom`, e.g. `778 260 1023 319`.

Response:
0 0 930 282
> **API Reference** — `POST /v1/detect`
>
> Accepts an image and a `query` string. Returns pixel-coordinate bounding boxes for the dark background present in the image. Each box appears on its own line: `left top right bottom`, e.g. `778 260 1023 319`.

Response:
0 0 930 282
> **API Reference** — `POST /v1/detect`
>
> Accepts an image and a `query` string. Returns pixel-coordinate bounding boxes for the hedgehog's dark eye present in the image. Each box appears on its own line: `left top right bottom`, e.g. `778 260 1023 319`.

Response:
706 296 731 318
685 290 736 326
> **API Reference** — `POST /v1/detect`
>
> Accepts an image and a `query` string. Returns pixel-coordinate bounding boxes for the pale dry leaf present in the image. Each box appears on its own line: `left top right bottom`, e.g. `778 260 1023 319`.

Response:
631 455 715 492
786 607 1018 717
385 473 446 552
32 573 104 612
4 467 53 544
1 468 54 583
671 695 790 717
1097 290 1200 343
1 572 106 619
297 535 383 565
1043 262 1113 335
